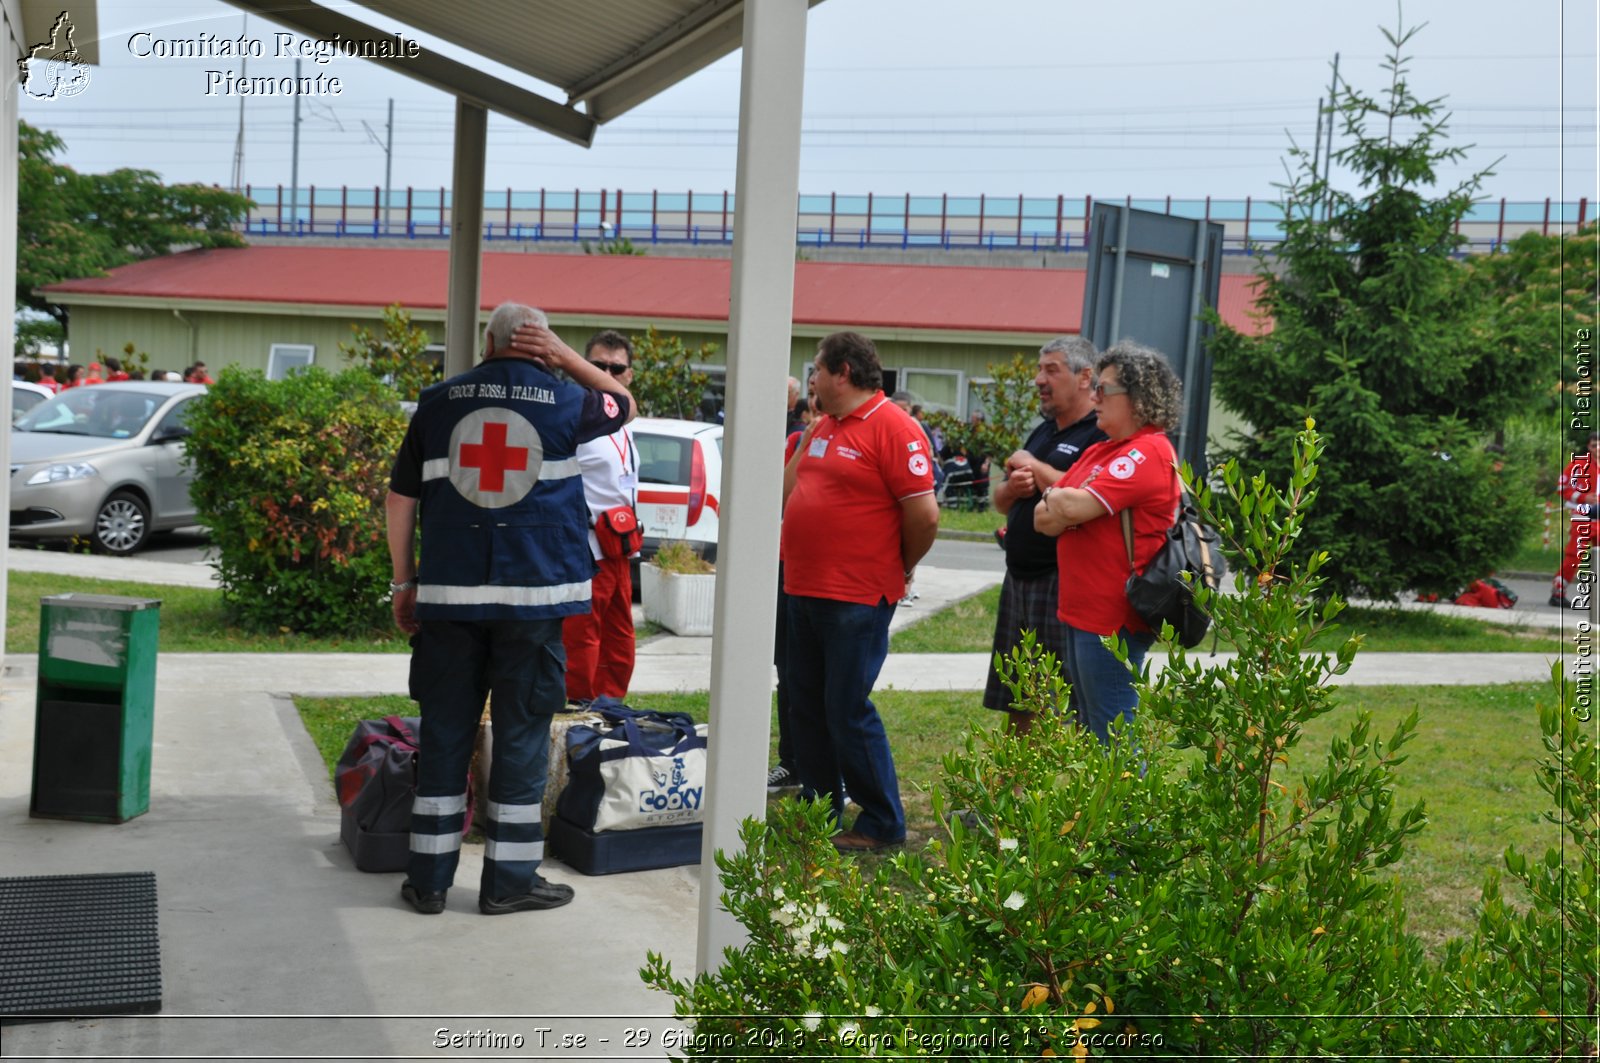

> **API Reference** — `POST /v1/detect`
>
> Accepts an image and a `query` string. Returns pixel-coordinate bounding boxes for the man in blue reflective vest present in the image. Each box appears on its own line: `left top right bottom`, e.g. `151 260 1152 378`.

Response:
385 302 635 915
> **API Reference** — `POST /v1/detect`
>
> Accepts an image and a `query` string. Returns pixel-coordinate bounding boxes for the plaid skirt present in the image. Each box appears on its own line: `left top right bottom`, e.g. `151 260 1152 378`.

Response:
982 569 1074 713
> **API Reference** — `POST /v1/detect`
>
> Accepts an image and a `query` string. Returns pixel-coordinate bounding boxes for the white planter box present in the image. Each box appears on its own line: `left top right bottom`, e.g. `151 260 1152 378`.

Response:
640 564 716 637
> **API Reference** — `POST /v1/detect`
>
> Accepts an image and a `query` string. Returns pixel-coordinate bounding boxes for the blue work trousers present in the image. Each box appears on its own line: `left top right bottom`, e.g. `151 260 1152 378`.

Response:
785 594 906 842
407 618 566 900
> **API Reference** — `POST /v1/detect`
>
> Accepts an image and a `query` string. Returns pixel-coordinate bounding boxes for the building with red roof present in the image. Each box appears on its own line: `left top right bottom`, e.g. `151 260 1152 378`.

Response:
42 244 1268 419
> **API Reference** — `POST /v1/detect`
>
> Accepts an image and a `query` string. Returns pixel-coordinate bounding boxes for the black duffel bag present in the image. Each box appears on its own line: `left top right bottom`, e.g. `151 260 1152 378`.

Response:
335 715 475 871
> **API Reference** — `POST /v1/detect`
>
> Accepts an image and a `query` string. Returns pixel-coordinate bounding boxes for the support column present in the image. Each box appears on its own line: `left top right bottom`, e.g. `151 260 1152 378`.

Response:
0 12 22 657
444 100 487 377
696 0 809 970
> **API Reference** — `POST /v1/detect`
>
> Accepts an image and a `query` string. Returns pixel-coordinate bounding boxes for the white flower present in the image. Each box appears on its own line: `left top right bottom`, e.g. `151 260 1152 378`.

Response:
1002 891 1026 910
772 903 798 927
998 837 1019 851
838 1021 860 1039
864 1005 882 1018
772 885 786 900
802 1011 822 1031
831 939 850 955
813 943 831 960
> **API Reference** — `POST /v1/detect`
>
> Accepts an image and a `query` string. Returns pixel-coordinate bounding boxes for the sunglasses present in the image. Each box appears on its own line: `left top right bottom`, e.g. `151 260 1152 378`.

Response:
590 361 630 376
1091 381 1128 398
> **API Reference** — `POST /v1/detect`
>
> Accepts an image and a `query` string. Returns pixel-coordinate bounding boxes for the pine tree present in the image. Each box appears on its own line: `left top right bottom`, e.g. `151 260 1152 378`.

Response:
1207 17 1541 599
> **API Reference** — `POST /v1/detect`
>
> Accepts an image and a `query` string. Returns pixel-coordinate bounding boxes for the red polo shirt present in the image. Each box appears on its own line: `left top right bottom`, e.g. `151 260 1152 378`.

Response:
782 392 936 605
1054 426 1180 636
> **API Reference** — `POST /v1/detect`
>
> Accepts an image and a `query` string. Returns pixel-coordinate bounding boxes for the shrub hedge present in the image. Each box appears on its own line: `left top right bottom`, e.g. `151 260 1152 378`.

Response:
186 366 407 635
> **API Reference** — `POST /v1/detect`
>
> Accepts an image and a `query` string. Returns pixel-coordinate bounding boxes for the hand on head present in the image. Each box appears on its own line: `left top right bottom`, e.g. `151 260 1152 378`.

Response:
507 323 574 370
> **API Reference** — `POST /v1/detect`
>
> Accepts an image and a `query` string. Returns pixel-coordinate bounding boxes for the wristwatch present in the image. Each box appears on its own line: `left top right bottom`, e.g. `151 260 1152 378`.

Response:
388 578 418 594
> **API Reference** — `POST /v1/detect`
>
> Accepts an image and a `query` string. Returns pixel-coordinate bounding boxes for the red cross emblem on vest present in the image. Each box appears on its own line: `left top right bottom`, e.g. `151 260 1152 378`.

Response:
459 421 528 492
446 408 545 508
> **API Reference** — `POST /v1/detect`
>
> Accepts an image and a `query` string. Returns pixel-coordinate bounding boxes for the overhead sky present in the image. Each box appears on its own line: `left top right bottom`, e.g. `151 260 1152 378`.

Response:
18 0 1597 206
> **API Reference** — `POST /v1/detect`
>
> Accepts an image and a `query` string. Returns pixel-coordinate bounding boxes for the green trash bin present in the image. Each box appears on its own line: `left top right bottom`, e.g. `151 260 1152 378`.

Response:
31 593 161 823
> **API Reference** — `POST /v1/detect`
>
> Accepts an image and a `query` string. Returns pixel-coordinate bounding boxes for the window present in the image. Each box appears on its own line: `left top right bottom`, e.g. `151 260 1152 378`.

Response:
966 377 997 422
896 368 964 416
267 344 315 380
152 396 199 439
692 363 726 423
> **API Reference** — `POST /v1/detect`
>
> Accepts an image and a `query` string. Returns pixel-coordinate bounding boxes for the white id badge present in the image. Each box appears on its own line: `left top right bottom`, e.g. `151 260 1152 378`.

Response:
619 471 637 491
808 436 829 458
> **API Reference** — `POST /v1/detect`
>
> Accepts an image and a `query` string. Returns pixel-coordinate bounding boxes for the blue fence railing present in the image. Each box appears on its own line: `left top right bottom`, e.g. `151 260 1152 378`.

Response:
241 186 1592 254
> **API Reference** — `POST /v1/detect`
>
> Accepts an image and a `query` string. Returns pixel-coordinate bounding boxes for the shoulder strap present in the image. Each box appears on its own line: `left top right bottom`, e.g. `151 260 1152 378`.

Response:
1123 456 1187 568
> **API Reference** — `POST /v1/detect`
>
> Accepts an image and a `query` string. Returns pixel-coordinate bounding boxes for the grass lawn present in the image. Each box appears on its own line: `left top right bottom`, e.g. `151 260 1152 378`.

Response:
889 584 1565 654
1506 532 1561 577
296 681 1560 949
937 505 1002 535
6 570 408 654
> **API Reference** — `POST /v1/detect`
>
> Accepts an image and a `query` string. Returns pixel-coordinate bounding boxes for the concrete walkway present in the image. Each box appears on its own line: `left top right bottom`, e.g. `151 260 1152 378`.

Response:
0 554 1578 1059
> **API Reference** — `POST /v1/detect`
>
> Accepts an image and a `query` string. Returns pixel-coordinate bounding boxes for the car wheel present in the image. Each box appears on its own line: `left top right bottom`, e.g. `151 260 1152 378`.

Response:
93 491 151 556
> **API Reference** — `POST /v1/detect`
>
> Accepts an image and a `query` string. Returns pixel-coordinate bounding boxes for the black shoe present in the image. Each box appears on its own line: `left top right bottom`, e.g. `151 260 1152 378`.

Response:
766 764 800 792
479 876 574 914
401 882 447 915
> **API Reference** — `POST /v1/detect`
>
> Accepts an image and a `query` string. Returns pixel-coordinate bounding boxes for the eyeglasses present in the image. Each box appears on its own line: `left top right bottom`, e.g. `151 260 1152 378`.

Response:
590 361 630 376
1091 381 1128 398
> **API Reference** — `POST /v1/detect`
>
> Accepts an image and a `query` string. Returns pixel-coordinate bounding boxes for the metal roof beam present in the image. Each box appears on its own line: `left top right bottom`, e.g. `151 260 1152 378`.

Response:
221 0 597 146
565 0 743 119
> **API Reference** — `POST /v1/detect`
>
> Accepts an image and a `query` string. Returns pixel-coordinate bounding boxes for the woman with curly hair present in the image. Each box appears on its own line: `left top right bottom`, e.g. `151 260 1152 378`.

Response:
1034 340 1183 744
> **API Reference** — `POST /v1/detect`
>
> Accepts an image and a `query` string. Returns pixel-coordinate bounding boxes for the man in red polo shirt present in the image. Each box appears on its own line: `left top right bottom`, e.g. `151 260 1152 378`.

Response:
781 331 940 852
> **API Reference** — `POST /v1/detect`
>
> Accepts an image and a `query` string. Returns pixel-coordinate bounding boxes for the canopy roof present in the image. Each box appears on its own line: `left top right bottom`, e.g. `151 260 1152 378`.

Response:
224 0 821 145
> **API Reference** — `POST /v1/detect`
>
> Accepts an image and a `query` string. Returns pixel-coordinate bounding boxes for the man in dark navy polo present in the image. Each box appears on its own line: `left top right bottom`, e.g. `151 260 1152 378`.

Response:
984 336 1105 735
386 302 634 916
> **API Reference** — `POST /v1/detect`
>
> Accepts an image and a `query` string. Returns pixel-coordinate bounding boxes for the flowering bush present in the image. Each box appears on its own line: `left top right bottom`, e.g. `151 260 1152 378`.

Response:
185 366 407 635
644 424 1592 1057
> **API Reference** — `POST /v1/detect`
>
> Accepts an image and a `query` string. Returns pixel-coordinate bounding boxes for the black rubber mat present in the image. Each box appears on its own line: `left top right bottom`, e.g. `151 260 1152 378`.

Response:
0 871 161 1019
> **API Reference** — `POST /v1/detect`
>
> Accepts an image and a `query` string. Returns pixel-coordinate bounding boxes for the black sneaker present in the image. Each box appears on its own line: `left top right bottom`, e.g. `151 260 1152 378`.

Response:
401 882 447 915
479 876 574 915
766 764 800 792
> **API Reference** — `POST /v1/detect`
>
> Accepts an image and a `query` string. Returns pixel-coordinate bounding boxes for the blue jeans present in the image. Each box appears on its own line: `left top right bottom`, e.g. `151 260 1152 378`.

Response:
785 594 906 842
1062 624 1154 745
407 618 566 898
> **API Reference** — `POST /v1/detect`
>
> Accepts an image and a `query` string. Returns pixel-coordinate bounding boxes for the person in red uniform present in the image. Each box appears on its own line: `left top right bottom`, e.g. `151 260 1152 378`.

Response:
1552 432 1599 608
1035 341 1183 745
561 329 640 701
781 331 940 852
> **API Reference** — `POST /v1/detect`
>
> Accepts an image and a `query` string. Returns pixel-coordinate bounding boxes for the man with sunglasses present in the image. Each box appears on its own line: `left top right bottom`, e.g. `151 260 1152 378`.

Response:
562 329 641 702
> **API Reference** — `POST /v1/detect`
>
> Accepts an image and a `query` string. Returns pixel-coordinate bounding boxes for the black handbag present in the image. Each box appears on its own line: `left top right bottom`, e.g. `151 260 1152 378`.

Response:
1121 490 1223 649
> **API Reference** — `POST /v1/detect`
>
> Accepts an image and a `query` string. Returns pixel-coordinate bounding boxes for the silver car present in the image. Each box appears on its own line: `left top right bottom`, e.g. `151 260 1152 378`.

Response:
10 382 208 555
